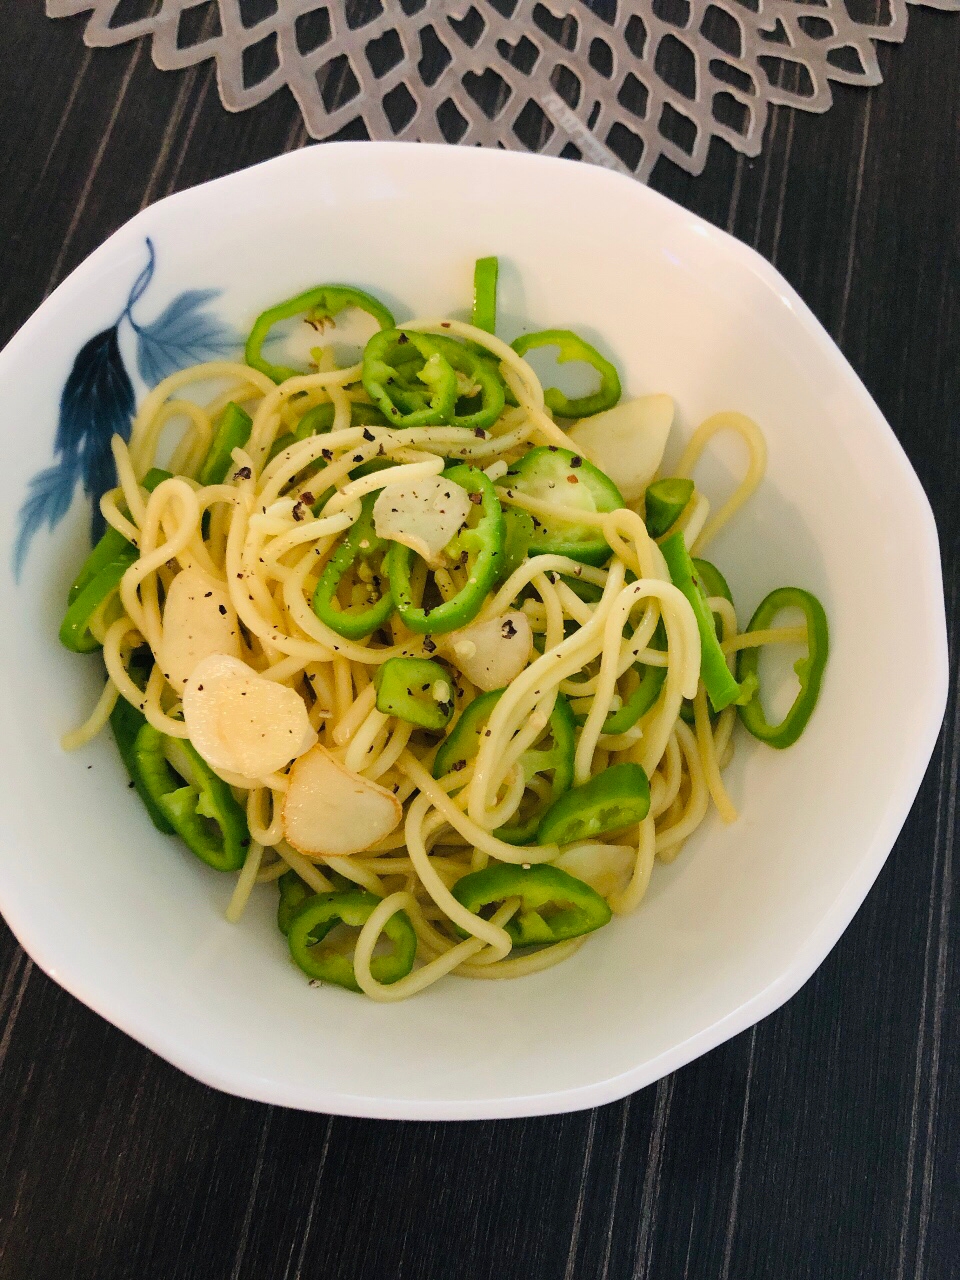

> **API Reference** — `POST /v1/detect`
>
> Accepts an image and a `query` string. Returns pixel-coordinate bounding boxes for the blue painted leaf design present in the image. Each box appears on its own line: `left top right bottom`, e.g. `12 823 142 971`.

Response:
133 288 236 387
13 458 77 580
14 238 235 581
13 325 135 580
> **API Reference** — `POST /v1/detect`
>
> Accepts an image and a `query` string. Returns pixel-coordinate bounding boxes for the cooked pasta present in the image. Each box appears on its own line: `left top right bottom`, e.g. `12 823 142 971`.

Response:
59 260 829 1001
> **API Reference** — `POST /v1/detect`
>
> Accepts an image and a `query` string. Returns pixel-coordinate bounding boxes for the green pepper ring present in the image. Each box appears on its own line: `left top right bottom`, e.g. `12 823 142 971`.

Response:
737 587 829 749
363 329 459 428
388 464 505 634
537 761 651 846
472 255 499 334
131 726 250 872
452 863 612 947
499 446 623 569
511 328 621 419
246 284 395 384
198 401 253 487
312 492 395 640
428 333 506 430
374 656 455 731
287 891 418 992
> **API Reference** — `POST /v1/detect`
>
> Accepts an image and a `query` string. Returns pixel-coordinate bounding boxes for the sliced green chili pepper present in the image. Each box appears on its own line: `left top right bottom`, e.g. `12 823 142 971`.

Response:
246 284 395 384
277 871 314 936
198 401 253 486
692 557 732 604
388 465 504 633
62 466 167 649
645 477 694 538
68 526 131 608
287 890 417 991
374 657 455 730
362 329 458 428
432 690 575 845
497 508 535 584
661 530 746 714
433 688 504 779
277 870 354 935
472 256 499 333
498 695 576 845
312 492 394 639
109 695 175 834
538 762 650 845
452 863 611 947
67 467 171 607
737 587 828 748
601 663 667 734
133 725 250 872
429 333 506 430
511 329 621 419
591 623 668 735
60 551 136 653
499 446 623 567
678 562 731 724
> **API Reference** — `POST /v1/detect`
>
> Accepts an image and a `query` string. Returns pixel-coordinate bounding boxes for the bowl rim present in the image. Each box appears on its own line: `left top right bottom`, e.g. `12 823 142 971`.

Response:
0 141 948 1119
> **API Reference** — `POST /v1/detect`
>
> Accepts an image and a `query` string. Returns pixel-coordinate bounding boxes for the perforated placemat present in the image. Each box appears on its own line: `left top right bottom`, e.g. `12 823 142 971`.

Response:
48 0 959 181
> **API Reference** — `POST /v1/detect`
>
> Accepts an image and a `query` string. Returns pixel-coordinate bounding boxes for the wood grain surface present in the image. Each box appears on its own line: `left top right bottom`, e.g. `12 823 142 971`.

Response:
0 6 957 1278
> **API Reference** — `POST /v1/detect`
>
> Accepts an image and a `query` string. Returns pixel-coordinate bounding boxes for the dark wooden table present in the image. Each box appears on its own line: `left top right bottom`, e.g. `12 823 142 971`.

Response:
1 7 958 1278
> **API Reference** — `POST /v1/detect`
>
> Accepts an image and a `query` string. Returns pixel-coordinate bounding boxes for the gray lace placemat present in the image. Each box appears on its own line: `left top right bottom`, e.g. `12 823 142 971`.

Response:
48 0 959 181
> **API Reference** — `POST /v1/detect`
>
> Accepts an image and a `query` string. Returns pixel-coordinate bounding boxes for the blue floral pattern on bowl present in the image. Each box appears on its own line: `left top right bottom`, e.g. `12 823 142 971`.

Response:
13 238 236 579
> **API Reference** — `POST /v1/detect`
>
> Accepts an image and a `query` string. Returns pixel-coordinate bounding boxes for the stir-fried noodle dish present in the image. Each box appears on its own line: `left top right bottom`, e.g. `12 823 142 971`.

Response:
61 258 828 1002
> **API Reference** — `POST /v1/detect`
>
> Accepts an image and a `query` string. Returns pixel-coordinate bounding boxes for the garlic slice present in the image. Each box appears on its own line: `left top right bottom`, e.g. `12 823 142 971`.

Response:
373 474 472 567
283 745 402 856
552 843 635 899
566 394 674 503
158 567 241 691
182 654 317 780
442 611 532 692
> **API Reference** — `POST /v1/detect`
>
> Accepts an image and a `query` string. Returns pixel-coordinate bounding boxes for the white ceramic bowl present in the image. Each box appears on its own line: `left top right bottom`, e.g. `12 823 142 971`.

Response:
0 143 947 1119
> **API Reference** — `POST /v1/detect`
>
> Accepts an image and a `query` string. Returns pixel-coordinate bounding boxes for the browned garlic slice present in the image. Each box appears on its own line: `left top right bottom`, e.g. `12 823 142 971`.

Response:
372 474 472 567
182 654 317 779
552 843 635 898
283 745 402 856
566 394 673 503
157 567 241 691
442 611 532 692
